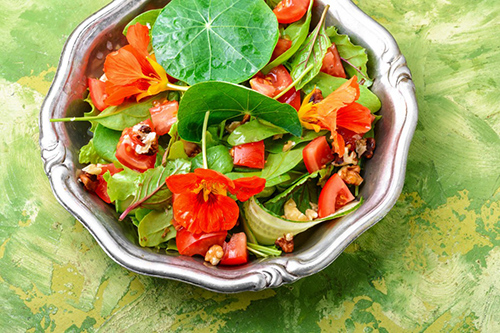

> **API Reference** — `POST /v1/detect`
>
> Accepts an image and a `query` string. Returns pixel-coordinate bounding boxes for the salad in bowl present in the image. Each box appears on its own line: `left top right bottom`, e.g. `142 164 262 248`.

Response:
51 0 381 267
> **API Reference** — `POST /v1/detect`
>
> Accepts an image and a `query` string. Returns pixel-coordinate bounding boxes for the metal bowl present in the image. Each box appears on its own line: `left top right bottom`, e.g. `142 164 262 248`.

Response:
39 0 417 292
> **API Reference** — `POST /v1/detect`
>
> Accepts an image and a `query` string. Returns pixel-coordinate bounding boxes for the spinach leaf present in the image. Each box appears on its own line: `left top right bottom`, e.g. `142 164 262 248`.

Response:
191 145 233 174
52 98 154 131
303 73 381 112
262 0 313 73
177 81 302 142
93 124 121 162
138 209 176 247
226 171 262 180
152 0 279 85
227 119 286 146
78 139 108 165
261 145 305 179
167 141 188 160
288 6 331 90
82 93 100 133
123 9 161 35
264 130 327 153
326 26 373 87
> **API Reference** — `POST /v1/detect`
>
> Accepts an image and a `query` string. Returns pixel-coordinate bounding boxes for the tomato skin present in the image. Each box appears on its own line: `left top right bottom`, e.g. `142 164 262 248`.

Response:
95 164 123 203
303 136 334 173
115 120 157 173
233 141 265 169
149 100 178 136
220 232 248 266
278 87 301 111
88 78 109 111
318 174 355 218
176 228 227 257
271 38 293 61
337 128 363 151
321 44 346 78
273 0 310 24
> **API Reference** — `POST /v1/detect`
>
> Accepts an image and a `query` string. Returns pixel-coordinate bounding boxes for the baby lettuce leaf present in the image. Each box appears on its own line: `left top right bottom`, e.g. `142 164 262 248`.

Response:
52 98 153 131
264 130 327 153
326 26 373 87
191 145 234 174
227 119 286 146
92 124 121 162
152 0 279 85
303 73 381 112
177 81 302 142
138 209 177 247
79 139 108 164
261 145 305 180
288 6 331 90
262 0 313 73
123 9 161 35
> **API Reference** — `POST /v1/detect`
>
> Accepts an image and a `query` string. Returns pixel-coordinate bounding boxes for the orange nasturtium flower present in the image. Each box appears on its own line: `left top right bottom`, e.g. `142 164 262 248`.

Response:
166 169 266 234
103 23 186 106
297 76 372 156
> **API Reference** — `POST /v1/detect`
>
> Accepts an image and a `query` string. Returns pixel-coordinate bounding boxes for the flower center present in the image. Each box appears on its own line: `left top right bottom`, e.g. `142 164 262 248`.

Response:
192 180 227 202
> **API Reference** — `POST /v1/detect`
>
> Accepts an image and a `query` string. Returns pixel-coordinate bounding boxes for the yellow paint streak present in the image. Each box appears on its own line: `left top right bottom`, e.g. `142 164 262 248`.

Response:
372 277 387 295
0 238 10 259
343 242 360 254
16 66 56 95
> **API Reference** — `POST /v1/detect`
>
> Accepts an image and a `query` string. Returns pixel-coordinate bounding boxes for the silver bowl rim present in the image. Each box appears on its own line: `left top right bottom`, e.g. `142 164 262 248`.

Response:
39 0 418 292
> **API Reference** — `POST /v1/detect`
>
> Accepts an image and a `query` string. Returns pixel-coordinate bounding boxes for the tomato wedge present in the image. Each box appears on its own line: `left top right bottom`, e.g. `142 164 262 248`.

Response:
232 141 265 169
95 164 123 203
278 88 301 111
176 228 227 257
220 232 248 266
149 100 178 136
318 174 355 218
250 65 294 98
273 0 310 24
303 136 334 173
88 78 109 111
271 38 293 61
115 119 157 173
321 44 346 78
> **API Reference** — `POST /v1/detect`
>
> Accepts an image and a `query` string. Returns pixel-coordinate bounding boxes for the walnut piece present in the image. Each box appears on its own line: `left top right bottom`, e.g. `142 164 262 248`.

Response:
132 123 158 155
182 140 201 157
333 148 358 166
338 165 364 186
284 199 310 221
309 88 324 104
356 138 376 159
79 172 98 192
282 140 295 152
205 245 224 266
275 233 294 253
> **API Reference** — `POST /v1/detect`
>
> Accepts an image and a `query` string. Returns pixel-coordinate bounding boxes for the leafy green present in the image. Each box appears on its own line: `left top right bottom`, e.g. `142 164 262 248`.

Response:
227 119 286 146
262 0 313 73
326 26 373 86
177 81 302 142
93 124 121 162
303 72 381 112
225 171 262 180
123 9 161 35
261 145 305 180
264 130 327 153
82 93 100 133
191 145 233 174
138 209 177 247
152 0 279 85
247 243 282 257
288 6 331 90
264 0 281 9
78 139 108 164
51 98 154 131
167 141 188 160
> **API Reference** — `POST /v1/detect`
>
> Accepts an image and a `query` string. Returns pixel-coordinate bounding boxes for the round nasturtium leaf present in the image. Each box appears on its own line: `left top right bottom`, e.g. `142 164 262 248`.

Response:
152 0 279 85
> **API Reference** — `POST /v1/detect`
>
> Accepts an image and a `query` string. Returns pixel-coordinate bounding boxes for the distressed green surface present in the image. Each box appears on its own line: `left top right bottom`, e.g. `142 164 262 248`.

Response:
1 0 500 331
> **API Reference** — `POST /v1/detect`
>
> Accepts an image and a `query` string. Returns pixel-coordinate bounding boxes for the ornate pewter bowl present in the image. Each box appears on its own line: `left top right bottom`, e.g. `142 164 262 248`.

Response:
39 0 417 292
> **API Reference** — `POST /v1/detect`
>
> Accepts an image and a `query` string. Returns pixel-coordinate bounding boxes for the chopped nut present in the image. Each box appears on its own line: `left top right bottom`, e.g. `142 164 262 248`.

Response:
182 140 201 157
272 134 284 140
338 165 364 186
356 138 376 159
205 245 224 266
305 209 318 220
131 123 158 155
225 121 242 133
309 88 324 104
82 164 102 175
276 233 294 253
332 148 358 166
282 140 295 152
241 114 251 124
284 198 311 221
79 172 98 192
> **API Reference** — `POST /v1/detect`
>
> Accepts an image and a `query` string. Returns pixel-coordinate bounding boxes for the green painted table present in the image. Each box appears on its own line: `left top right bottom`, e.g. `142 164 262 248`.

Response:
1 0 499 331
